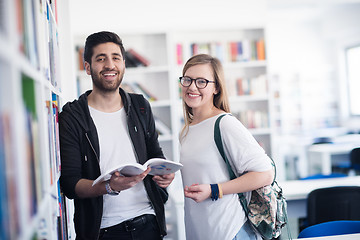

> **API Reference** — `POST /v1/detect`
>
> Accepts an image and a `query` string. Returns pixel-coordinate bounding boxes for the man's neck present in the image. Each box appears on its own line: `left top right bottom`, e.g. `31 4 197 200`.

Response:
87 89 123 113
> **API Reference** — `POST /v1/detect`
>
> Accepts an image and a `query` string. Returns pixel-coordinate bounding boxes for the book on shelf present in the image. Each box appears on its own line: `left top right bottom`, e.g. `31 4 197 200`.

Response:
77 47 85 70
154 117 171 135
234 110 269 129
242 39 251 62
235 74 267 96
92 158 183 186
133 82 157 101
229 42 238 62
256 39 266 60
176 43 183 65
127 48 150 66
125 48 150 68
45 100 55 185
121 82 157 101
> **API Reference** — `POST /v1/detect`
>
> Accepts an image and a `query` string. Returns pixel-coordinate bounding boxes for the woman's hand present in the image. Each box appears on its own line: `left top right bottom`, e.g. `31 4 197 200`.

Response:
184 183 211 203
152 172 175 188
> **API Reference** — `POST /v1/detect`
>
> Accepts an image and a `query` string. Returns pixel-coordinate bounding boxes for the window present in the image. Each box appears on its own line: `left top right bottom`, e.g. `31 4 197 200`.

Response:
345 45 360 116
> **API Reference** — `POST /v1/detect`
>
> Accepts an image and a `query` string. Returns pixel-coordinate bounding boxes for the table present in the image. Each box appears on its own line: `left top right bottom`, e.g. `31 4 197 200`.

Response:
279 176 360 219
307 143 360 175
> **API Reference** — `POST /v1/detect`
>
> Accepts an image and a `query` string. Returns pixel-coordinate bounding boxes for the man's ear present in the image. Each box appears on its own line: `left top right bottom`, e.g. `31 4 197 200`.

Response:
84 61 91 75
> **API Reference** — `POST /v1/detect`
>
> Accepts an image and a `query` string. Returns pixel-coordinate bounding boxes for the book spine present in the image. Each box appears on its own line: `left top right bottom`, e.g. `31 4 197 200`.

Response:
176 43 183 65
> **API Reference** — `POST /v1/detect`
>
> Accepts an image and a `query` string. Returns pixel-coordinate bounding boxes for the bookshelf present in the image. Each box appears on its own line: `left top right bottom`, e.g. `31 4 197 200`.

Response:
75 28 272 160
0 0 74 239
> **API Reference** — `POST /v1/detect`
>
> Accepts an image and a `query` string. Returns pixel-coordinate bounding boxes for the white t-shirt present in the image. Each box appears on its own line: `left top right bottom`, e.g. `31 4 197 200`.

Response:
180 114 272 240
89 106 155 229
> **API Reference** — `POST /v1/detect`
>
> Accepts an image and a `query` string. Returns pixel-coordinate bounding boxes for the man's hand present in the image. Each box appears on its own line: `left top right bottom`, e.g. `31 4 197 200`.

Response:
184 183 211 203
109 167 151 192
152 173 175 188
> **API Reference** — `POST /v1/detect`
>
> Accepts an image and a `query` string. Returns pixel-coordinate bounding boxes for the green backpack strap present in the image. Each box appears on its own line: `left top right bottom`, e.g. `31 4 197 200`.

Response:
214 114 249 215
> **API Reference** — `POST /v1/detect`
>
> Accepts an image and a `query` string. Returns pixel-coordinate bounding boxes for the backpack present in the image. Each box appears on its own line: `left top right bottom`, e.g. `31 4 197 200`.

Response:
214 114 289 240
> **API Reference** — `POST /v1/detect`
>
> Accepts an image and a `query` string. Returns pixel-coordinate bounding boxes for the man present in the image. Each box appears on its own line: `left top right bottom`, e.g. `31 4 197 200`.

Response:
59 31 174 240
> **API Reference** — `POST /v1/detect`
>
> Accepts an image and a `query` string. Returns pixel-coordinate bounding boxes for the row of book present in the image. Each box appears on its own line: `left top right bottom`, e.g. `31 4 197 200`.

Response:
0 112 18 240
76 47 150 70
16 0 60 88
0 77 69 239
176 39 266 65
122 81 157 102
233 110 269 129
121 83 171 136
235 74 267 96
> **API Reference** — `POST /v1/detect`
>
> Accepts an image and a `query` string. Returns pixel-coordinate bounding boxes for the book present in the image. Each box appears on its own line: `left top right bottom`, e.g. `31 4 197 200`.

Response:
176 43 183 65
154 117 171 135
126 48 150 67
256 39 266 60
92 158 183 186
128 48 150 66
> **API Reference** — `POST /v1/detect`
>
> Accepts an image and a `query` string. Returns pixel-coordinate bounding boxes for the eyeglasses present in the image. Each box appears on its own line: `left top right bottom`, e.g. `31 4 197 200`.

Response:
179 76 215 89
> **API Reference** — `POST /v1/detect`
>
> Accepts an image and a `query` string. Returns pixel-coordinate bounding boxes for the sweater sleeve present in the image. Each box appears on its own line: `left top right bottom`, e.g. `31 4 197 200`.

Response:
59 111 83 199
220 115 273 176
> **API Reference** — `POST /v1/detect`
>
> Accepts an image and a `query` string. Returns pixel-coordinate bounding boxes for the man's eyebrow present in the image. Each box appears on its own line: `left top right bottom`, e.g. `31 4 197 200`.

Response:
95 53 106 58
94 53 122 58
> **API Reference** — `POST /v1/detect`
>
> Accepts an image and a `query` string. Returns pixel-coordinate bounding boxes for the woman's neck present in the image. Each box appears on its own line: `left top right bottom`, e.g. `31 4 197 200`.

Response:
191 106 224 125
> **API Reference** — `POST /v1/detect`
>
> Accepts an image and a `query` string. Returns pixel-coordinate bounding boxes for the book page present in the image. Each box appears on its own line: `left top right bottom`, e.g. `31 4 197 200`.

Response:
92 158 183 186
145 158 183 176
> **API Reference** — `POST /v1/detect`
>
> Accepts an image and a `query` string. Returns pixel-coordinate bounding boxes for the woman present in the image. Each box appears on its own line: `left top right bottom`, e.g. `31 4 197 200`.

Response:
179 54 274 240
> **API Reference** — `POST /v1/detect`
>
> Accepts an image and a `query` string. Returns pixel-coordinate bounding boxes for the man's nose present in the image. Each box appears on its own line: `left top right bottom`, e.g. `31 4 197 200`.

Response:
104 58 115 69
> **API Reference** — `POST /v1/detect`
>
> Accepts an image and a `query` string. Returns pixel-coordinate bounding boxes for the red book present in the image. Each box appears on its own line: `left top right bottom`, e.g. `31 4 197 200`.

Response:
230 42 238 62
127 48 150 66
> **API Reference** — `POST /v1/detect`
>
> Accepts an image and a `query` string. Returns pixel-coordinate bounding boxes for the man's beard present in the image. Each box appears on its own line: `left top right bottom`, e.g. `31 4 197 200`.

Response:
90 68 124 92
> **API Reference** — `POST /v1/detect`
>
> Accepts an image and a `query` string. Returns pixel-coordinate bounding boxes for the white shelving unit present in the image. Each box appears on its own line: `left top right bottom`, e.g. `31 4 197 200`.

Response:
0 0 74 239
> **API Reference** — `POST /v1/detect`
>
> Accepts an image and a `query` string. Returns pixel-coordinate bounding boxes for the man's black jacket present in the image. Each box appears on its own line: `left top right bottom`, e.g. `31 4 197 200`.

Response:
59 88 168 239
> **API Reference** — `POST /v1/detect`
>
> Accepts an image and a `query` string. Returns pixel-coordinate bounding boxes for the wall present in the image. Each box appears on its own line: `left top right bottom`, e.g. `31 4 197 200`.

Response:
267 2 360 134
69 0 267 35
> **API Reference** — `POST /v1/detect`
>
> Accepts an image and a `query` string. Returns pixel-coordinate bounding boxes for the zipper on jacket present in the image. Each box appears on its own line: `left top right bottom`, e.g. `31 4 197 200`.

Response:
85 132 100 162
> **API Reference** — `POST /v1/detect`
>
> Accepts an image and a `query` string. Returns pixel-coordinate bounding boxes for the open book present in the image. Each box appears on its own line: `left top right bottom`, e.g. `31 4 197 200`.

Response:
92 158 183 186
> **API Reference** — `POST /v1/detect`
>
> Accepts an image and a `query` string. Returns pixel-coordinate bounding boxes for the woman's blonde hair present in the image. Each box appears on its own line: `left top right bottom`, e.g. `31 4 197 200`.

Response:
180 54 230 139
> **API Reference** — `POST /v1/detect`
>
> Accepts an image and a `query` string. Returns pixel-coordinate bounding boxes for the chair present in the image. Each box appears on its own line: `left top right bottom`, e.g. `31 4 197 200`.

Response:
332 147 360 175
298 220 360 238
350 147 360 174
307 186 360 226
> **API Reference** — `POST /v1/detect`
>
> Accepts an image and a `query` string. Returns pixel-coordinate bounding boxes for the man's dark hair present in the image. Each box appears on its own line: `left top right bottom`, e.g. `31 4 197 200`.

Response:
83 31 125 64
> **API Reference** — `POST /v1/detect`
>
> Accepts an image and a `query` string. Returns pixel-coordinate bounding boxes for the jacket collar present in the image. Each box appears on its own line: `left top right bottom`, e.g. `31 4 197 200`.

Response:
62 87 132 132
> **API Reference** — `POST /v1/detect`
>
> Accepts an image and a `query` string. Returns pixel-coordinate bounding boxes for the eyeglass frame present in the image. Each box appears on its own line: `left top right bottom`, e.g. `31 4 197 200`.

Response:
179 76 216 89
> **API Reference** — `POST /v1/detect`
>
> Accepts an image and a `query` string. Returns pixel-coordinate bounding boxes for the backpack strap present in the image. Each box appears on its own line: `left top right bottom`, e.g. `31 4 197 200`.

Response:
129 93 150 141
214 114 249 215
